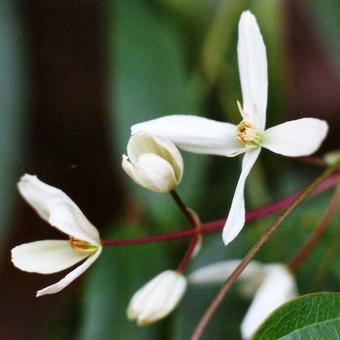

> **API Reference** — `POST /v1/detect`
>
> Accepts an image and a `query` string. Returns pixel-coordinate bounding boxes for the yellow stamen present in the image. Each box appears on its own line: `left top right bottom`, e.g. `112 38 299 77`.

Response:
237 120 262 146
69 237 97 255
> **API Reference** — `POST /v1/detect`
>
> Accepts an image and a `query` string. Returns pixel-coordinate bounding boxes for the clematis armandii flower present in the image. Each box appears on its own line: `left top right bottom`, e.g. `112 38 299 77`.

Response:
11 174 102 297
130 11 328 245
188 260 297 339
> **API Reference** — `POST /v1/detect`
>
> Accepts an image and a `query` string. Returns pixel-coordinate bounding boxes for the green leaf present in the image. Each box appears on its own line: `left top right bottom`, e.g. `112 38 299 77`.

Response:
77 228 169 340
254 292 340 339
281 318 340 340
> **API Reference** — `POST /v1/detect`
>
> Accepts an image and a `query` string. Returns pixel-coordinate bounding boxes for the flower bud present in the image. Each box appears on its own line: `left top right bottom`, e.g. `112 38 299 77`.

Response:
122 133 184 193
127 270 187 325
324 150 340 166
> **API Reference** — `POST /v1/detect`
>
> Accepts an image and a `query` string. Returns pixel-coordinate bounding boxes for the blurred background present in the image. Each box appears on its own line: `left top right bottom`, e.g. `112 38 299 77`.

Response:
0 0 339 339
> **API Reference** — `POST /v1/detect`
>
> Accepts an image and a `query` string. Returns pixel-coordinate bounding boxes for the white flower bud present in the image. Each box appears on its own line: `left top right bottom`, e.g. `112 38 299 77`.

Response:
122 133 184 193
324 150 340 166
127 270 187 326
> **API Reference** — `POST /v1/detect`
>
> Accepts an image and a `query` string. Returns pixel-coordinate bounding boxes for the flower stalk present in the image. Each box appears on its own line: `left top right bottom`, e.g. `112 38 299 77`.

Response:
101 171 340 247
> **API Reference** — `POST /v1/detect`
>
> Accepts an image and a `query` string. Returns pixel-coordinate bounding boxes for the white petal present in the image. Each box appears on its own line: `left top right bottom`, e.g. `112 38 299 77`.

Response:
36 247 102 297
240 265 297 339
223 148 261 245
48 199 100 246
11 240 88 274
123 153 178 193
132 115 245 157
18 174 71 221
238 11 268 130
188 260 264 289
127 270 187 325
262 118 329 156
18 174 100 245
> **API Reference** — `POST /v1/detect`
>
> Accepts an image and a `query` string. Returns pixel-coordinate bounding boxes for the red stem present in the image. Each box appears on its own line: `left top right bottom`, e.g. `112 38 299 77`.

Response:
101 172 340 246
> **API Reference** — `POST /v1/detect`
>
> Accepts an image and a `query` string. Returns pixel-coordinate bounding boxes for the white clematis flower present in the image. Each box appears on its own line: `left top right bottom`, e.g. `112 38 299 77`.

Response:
11 174 102 297
127 270 187 325
122 132 183 193
130 11 329 245
188 260 297 339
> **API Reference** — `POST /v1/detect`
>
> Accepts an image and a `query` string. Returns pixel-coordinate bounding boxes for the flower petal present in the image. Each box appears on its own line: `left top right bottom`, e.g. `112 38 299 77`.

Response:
18 174 71 221
240 265 297 339
122 153 178 193
18 174 100 245
11 240 88 274
223 148 261 245
238 11 268 130
48 199 100 246
262 118 329 157
36 247 102 297
188 260 264 287
132 115 245 157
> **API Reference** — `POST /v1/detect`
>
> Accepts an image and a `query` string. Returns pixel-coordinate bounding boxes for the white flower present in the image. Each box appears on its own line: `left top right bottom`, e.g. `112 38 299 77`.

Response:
11 174 102 297
130 11 329 245
122 132 184 193
127 270 187 325
188 260 297 339
240 264 297 339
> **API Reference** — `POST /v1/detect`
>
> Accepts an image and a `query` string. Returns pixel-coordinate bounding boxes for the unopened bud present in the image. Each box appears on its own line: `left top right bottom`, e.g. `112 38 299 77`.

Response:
324 150 340 166
122 133 183 193
127 270 187 325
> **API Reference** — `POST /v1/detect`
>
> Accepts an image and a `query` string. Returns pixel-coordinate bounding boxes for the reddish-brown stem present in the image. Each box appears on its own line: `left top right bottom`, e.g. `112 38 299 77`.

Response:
101 172 340 247
191 165 337 340
288 184 340 272
176 234 200 273
170 190 198 227
170 190 202 272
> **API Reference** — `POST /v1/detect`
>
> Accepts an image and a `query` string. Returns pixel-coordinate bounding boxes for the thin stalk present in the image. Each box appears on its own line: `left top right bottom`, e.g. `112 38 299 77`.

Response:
288 184 340 272
191 165 338 340
101 172 340 247
170 190 198 228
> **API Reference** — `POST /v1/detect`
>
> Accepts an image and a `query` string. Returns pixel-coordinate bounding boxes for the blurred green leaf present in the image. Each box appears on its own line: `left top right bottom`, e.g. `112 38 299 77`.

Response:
77 228 169 340
110 0 208 227
254 292 340 339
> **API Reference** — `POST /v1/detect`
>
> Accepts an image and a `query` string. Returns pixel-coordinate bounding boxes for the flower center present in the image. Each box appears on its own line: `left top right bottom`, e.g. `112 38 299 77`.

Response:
236 120 262 146
69 237 97 255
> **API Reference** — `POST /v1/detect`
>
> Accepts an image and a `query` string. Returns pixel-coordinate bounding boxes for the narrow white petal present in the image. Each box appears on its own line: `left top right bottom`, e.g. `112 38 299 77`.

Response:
36 247 102 297
240 265 297 339
188 260 264 286
17 174 71 221
11 240 88 274
262 118 329 156
132 115 245 157
48 199 100 246
223 148 261 245
238 11 268 130
18 174 100 245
